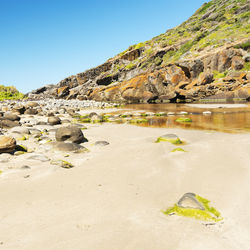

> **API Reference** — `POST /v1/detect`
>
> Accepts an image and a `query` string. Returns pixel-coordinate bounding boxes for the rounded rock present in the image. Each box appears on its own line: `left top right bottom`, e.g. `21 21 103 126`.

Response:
0 136 16 153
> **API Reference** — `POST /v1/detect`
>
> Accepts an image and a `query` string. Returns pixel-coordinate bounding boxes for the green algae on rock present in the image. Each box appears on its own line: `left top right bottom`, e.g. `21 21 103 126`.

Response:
50 160 74 169
171 147 187 152
15 144 28 152
163 193 223 222
175 117 192 123
155 134 183 144
129 118 149 124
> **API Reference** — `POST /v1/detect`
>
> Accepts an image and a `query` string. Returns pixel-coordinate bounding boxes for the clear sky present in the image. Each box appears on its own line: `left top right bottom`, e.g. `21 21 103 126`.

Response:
0 0 207 93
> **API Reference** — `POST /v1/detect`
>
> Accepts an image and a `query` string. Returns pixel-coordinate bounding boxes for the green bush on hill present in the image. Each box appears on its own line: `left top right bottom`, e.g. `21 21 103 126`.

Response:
0 85 24 101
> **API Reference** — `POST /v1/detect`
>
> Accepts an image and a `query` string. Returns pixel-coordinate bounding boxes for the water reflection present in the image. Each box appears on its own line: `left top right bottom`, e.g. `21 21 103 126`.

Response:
118 103 250 133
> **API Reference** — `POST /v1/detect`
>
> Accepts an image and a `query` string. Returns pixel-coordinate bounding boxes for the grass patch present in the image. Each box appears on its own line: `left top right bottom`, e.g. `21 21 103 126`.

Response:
213 70 228 79
241 62 250 71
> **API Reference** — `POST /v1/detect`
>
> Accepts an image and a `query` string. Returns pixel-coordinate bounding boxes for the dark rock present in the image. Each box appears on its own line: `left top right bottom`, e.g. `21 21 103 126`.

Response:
55 126 87 144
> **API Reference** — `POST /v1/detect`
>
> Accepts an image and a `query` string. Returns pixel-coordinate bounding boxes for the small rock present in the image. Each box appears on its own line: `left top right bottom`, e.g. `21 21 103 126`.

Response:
94 141 110 146
48 116 61 125
3 112 21 121
28 154 50 162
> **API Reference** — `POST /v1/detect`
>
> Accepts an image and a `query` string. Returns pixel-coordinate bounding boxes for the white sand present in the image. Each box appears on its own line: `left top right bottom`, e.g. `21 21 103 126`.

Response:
0 123 250 250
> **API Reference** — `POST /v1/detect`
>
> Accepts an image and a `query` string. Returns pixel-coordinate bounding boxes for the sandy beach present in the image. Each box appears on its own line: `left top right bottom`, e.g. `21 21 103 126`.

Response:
0 120 250 250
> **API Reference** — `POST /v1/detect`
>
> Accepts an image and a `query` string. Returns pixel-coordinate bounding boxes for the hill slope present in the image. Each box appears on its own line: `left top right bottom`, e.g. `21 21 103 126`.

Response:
30 0 250 103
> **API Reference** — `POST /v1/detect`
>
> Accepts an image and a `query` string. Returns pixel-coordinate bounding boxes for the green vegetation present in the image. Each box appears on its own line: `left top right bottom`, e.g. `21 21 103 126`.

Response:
123 0 250 68
0 85 24 101
197 2 213 15
163 194 223 222
134 42 146 50
234 41 250 50
213 70 228 79
125 62 137 70
241 62 250 71
129 119 149 124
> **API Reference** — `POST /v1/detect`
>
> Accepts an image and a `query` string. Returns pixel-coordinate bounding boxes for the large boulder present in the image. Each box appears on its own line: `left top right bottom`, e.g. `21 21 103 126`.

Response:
0 136 16 153
55 126 87 144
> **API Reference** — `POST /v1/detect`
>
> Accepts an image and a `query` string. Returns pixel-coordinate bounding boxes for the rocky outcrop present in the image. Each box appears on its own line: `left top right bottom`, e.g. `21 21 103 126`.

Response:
27 0 250 103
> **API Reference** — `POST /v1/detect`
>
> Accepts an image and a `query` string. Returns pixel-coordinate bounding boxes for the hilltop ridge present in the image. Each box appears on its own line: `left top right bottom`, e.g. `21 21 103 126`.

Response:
30 0 250 103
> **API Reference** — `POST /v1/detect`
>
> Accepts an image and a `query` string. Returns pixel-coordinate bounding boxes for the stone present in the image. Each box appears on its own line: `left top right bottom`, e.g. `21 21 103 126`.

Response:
9 127 30 135
49 141 87 152
0 120 20 128
94 141 109 146
26 101 39 108
3 112 21 121
28 154 50 162
55 126 87 144
243 53 250 62
24 108 38 115
12 104 26 114
198 72 214 85
156 134 182 144
48 116 61 125
231 56 244 70
50 160 74 168
0 136 16 153
57 86 70 98
177 192 205 210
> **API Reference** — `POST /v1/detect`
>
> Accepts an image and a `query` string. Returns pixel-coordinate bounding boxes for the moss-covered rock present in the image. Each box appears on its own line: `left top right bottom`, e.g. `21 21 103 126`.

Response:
155 134 183 144
50 159 74 169
163 193 223 222
175 117 192 123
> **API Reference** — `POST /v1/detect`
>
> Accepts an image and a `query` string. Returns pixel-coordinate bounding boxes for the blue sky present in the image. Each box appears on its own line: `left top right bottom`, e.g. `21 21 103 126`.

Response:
0 0 206 93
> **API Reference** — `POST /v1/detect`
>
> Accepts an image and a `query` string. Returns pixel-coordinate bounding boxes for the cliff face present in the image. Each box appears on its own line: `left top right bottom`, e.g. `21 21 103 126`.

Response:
30 0 250 103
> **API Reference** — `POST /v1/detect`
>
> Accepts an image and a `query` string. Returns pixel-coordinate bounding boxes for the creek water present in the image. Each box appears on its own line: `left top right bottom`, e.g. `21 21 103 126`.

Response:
117 103 250 133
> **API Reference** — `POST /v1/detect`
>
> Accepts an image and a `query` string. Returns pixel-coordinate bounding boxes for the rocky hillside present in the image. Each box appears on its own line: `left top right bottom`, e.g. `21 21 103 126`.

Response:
30 0 250 103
